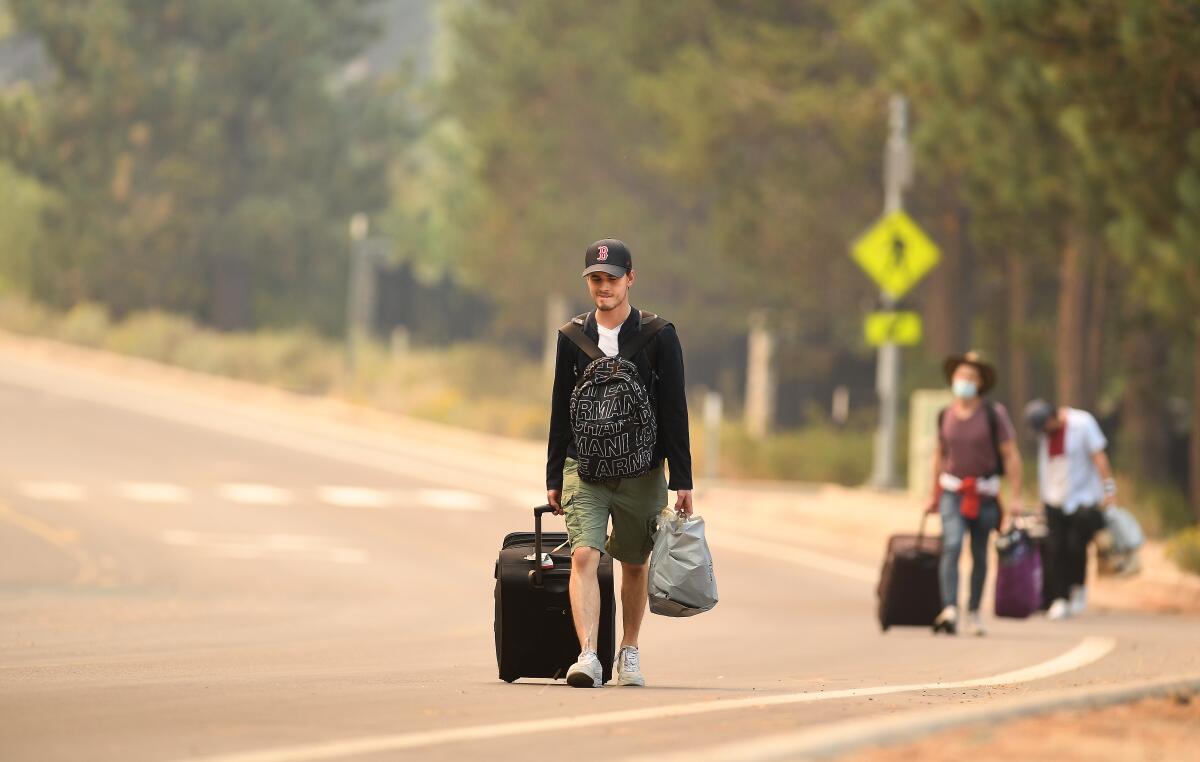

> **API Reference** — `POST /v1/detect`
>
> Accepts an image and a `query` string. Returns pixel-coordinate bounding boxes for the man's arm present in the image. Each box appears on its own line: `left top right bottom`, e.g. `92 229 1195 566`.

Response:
655 325 693 514
1091 449 1116 507
546 333 575 514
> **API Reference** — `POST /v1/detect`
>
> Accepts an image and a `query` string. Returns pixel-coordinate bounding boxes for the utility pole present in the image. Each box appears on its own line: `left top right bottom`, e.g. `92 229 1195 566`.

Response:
869 95 912 489
345 213 376 374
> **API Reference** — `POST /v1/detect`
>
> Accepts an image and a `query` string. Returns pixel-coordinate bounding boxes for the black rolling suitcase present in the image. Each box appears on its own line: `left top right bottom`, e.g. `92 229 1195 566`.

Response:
494 506 615 683
877 515 943 631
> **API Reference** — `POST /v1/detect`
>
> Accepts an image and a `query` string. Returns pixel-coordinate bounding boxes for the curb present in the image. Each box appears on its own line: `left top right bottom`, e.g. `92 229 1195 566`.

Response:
637 672 1200 761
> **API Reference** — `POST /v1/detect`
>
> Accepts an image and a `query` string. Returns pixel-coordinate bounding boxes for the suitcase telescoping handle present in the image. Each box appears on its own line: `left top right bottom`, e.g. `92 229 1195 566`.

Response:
533 505 555 585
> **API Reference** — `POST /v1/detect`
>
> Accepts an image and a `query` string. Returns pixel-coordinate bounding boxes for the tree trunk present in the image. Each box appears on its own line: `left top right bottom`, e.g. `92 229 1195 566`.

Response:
1192 328 1200 524
1007 250 1030 416
1121 315 1170 485
924 195 967 358
1082 248 1109 411
210 255 251 331
1055 224 1087 407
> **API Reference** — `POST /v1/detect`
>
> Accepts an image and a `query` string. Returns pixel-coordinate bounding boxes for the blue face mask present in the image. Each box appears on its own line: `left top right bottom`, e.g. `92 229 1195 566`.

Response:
952 380 978 399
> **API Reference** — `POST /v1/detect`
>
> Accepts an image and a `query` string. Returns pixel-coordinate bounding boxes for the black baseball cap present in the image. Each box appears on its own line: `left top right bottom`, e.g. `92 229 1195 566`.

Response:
582 238 633 277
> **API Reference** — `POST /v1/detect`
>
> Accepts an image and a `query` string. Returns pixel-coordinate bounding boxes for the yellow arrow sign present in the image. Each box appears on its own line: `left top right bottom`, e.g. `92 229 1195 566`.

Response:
865 311 923 346
851 211 940 299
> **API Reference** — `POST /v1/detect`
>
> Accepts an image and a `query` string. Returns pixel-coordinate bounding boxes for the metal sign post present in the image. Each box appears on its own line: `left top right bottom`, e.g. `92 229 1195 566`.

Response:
849 96 921 489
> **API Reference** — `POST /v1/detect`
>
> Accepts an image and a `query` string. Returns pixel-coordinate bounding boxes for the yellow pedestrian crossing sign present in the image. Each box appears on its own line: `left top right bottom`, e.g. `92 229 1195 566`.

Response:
851 211 940 299
865 311 923 346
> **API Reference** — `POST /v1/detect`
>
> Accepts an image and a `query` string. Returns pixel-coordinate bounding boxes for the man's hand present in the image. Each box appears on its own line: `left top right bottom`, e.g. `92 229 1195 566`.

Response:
924 495 939 515
547 489 563 515
674 489 693 518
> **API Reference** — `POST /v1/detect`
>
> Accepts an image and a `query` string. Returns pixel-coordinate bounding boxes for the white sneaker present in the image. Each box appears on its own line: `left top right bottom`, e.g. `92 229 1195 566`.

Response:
1047 598 1070 620
933 605 958 635
566 650 602 688
964 610 987 637
615 645 645 687
1069 585 1087 617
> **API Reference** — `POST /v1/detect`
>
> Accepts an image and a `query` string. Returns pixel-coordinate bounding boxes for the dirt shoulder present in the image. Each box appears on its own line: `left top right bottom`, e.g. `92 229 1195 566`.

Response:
848 692 1200 762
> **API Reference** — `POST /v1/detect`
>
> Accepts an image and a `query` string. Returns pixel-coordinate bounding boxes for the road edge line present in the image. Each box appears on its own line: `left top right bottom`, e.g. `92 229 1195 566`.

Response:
639 671 1200 762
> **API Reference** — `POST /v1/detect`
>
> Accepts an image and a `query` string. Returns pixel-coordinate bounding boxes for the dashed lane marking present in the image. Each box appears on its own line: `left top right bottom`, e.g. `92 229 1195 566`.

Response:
161 530 368 564
217 483 293 506
415 489 489 512
16 481 86 502
317 486 392 509
172 637 1117 762
116 481 191 504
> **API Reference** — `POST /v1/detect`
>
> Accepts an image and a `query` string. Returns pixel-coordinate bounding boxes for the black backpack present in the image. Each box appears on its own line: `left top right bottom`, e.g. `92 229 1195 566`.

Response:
559 311 668 483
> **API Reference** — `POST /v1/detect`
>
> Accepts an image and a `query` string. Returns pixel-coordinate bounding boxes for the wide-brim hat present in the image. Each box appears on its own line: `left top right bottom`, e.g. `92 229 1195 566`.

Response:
943 350 997 395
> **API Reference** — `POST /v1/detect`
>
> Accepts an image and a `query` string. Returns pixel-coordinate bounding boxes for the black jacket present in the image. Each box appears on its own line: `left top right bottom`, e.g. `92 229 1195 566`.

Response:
546 307 693 491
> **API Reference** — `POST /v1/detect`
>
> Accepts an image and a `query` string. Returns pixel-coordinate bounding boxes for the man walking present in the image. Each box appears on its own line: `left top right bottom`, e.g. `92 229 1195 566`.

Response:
546 238 693 688
925 351 1024 636
1023 399 1115 619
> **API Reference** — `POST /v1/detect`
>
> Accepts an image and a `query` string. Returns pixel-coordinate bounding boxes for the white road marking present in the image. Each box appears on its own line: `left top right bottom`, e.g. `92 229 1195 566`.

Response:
317 486 391 509
512 491 551 510
160 530 368 565
172 637 1116 762
640 640 1150 762
16 481 86 502
416 489 489 512
712 531 879 584
218 483 292 506
117 481 191 504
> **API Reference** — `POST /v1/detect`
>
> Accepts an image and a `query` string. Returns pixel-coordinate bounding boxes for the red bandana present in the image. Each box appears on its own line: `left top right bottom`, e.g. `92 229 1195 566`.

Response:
1048 419 1067 457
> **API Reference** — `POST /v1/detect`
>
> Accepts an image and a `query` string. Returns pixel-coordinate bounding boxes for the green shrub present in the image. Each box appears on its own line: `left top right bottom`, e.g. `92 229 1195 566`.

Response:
55 303 111 347
1125 484 1194 538
719 422 872 485
1166 527 1200 576
0 294 51 335
104 310 197 363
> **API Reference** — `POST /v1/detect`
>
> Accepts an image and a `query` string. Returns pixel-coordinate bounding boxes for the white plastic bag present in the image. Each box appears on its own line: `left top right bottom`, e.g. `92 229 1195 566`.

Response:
1104 506 1144 553
648 510 718 617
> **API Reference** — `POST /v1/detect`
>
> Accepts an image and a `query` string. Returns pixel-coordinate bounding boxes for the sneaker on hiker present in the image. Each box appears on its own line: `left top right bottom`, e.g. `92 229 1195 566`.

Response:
964 610 987 637
566 650 603 688
933 605 958 635
615 645 645 687
1069 585 1088 617
1047 598 1070 620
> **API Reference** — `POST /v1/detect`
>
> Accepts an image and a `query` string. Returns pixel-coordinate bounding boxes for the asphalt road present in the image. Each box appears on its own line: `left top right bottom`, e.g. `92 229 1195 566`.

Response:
2 347 1198 762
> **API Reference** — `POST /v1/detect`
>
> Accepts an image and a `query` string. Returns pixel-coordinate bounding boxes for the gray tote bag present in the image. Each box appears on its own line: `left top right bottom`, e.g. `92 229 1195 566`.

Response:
648 510 718 617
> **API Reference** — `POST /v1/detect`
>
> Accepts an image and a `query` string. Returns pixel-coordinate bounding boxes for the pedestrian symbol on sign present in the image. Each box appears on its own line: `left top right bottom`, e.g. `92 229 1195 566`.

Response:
850 212 940 300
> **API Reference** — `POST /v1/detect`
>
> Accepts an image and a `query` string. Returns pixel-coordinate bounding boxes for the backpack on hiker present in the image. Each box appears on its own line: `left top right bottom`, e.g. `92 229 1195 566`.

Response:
559 311 668 483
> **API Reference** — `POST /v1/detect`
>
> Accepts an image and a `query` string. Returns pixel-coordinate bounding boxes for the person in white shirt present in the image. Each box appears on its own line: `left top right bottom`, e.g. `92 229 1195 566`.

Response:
1023 399 1117 620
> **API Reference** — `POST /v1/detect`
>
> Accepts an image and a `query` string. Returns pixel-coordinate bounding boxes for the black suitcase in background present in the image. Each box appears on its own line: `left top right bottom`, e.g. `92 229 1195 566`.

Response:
877 515 943 631
494 506 615 683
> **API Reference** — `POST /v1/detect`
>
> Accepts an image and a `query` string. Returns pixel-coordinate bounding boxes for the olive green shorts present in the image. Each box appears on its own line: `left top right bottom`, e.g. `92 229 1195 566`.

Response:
561 457 668 564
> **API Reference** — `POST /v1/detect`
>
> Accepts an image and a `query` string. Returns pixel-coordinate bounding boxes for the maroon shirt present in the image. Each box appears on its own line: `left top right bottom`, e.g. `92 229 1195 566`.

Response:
940 402 1015 478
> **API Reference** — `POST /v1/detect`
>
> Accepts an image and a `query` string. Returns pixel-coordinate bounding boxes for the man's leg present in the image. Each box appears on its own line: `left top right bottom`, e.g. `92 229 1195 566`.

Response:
569 546 602 652
604 466 665 686
618 560 649 649
1043 506 1069 604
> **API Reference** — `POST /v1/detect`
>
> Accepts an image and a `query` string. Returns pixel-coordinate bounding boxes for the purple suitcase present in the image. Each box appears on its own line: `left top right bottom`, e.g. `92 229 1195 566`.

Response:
994 529 1042 618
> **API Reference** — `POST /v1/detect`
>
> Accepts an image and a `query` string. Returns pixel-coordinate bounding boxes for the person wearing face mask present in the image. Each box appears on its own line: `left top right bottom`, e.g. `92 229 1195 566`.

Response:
1022 399 1115 620
925 351 1024 636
